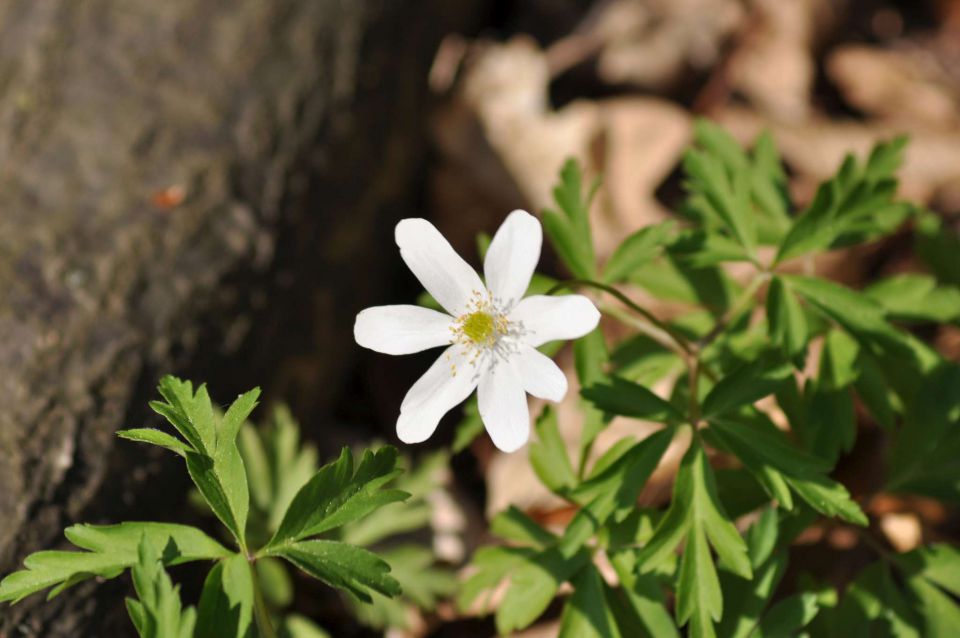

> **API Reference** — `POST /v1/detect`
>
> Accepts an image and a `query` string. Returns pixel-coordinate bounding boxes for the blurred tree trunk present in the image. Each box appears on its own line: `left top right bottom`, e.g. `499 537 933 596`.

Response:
0 1 487 634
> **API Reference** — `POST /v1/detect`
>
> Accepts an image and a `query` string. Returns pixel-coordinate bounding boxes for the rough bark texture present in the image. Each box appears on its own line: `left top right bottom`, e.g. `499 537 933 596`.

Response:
0 1 487 634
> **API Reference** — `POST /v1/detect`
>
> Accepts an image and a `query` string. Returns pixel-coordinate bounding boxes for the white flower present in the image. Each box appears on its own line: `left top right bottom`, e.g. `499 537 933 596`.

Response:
354 210 600 452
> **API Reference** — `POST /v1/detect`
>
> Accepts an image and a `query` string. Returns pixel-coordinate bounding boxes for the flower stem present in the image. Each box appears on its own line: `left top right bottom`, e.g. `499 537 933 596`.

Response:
598 302 687 359
688 355 701 428
547 279 694 355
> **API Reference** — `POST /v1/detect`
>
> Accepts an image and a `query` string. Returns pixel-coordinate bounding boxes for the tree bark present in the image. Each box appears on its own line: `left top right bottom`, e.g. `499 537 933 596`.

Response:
0 1 487 634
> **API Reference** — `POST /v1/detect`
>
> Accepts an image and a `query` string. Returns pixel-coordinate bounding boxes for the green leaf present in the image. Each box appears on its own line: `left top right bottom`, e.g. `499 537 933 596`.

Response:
716 512 787 638
582 377 685 424
776 137 908 263
766 276 808 366
888 363 960 500
630 255 740 315
219 389 261 457
340 450 446 548
677 524 722 635
756 592 819 637
865 273 960 323
609 550 679 638
746 507 779 568
496 549 590 634
529 407 577 493
152 376 211 452
451 398 484 453
491 506 556 549
347 545 456 630
543 158 598 278
586 436 639 478
701 357 793 419
126 537 196 638
907 573 960 638
916 211 960 286
603 221 675 283
457 545 534 613
785 275 920 364
195 554 254 638
896 544 960 597
610 334 684 385
279 615 332 638
713 468 776 520
854 349 899 429
708 418 866 524
275 539 400 603
833 562 922 637
638 442 751 636
183 452 247 547
785 476 867 526
749 130 792 242
0 522 230 604
117 428 191 457
562 429 673 555
795 329 859 462
683 121 757 257
267 446 407 548
255 556 293 608
670 229 751 267
149 377 257 547
575 327 612 460
558 565 622 638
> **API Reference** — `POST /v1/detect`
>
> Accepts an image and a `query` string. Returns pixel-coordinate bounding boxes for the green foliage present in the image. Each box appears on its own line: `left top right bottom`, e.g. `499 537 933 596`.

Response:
602 221 675 283
142 376 259 549
1 378 410 638
265 447 407 549
232 408 456 632
126 537 197 638
543 158 600 278
6 122 958 638
461 126 956 637
0 522 229 604
775 135 909 263
196 553 255 638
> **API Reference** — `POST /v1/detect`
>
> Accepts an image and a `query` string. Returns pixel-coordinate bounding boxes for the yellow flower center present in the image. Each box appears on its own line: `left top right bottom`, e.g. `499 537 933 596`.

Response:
461 311 495 345
447 290 514 378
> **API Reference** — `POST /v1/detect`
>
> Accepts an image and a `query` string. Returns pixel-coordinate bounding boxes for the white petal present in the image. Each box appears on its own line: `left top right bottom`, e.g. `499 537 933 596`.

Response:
397 346 479 444
354 305 453 355
478 362 531 452
484 209 542 310
395 218 484 316
509 294 601 347
515 346 568 402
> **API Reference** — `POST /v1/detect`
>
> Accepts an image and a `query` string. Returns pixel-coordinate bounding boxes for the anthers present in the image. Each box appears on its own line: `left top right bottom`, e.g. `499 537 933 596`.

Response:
449 290 512 374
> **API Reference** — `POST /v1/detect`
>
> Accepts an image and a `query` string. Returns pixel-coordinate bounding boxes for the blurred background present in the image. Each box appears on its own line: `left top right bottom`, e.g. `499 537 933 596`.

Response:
1 0 958 635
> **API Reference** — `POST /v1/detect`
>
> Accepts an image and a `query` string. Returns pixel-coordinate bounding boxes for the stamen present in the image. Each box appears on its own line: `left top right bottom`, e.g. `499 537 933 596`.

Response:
448 289 525 379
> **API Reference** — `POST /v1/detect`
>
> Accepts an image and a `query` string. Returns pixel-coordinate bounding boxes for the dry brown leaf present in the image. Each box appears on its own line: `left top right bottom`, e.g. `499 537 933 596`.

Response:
728 0 829 122
828 44 960 127
461 37 601 212
594 98 690 256
594 0 744 89
432 37 691 254
716 106 960 209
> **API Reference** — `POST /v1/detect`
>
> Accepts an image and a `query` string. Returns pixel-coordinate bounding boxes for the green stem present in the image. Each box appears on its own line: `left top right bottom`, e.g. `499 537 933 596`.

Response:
598 302 687 359
250 560 277 638
688 355 702 428
547 279 695 355
698 274 767 349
